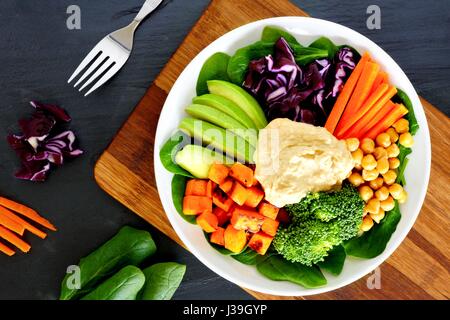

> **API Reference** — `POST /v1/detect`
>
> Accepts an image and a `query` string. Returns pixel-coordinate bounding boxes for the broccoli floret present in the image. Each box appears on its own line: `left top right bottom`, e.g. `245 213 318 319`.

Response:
273 183 364 266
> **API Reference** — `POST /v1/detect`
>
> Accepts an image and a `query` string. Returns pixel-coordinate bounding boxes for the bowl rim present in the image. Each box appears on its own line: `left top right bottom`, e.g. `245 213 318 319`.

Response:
153 16 431 296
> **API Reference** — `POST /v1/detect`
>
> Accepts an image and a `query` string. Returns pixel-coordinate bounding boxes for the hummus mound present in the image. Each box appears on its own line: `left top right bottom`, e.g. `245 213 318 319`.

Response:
254 118 353 208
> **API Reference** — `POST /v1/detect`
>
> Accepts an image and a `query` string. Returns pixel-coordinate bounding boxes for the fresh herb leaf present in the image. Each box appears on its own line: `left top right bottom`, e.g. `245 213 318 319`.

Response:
317 244 346 276
256 255 327 288
140 262 186 300
196 52 231 96
81 266 145 300
393 88 419 135
172 175 196 224
261 26 300 46
159 131 194 178
344 202 401 259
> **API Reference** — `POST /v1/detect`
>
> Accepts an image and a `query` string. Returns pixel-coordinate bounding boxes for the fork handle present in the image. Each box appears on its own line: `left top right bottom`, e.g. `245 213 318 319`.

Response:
134 0 162 22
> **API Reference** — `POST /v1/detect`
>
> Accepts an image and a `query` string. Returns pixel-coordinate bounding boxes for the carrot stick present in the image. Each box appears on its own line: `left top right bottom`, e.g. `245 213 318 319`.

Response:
342 101 395 139
370 71 388 93
0 197 56 231
335 61 380 132
363 104 409 140
324 52 371 134
0 225 31 253
0 241 15 256
337 85 397 138
336 83 391 136
0 206 47 239
0 210 25 235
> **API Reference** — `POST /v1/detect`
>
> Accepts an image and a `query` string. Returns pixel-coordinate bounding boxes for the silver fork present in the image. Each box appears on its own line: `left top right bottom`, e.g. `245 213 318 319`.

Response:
68 0 163 96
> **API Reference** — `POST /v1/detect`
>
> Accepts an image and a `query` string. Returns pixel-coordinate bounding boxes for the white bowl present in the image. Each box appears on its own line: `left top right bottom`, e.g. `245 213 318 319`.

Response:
154 17 431 296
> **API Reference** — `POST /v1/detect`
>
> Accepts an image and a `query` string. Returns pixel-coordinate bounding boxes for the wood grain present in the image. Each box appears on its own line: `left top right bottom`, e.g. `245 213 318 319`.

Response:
94 0 450 300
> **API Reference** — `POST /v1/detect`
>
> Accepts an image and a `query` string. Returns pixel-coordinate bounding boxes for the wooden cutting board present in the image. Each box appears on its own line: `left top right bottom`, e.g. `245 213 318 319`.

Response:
94 0 450 300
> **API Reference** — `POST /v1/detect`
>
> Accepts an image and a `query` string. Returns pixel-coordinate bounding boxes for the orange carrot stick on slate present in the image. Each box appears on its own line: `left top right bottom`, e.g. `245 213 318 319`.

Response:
0 206 47 239
0 225 31 253
0 241 15 256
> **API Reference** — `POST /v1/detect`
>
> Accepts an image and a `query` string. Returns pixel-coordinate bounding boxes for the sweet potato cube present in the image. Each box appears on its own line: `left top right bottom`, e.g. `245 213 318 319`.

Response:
230 207 265 233
248 232 273 255
196 211 218 233
276 208 291 224
258 201 279 220
229 163 254 187
210 227 225 246
244 186 265 208
212 189 234 212
185 179 208 196
183 196 212 215
219 178 233 193
261 218 279 237
224 225 247 253
208 163 229 185
213 207 231 226
229 182 249 206
206 180 216 198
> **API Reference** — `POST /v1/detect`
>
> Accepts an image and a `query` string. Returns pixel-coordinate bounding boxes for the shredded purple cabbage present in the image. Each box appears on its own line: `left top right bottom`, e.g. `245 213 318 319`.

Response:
7 101 83 182
243 38 357 125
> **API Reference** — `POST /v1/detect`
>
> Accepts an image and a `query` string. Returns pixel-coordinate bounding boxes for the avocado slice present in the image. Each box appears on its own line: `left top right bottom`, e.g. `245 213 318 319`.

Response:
175 144 231 179
207 80 268 129
179 117 255 163
192 94 257 129
185 104 257 147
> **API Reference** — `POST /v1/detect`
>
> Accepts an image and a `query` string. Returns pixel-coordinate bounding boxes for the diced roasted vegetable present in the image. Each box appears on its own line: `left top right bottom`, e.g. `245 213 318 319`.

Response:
196 211 219 233
261 218 280 237
206 180 215 198
208 163 230 185
224 225 247 253
229 163 254 187
248 232 273 255
212 189 234 212
185 179 208 196
213 207 231 226
210 227 225 246
182 196 212 215
231 207 265 233
244 186 265 208
258 201 279 220
229 182 249 206
219 178 234 193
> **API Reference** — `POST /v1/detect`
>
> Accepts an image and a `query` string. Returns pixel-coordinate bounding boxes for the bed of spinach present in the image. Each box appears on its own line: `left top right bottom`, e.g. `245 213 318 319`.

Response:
159 130 194 178
196 52 231 96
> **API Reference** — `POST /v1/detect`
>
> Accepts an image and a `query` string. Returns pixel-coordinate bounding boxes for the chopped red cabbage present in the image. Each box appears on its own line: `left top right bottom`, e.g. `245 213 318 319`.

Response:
7 101 83 182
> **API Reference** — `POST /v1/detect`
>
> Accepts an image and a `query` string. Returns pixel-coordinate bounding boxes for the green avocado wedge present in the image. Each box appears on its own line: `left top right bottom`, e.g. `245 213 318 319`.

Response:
185 104 257 147
175 144 231 179
207 80 268 129
192 94 257 129
179 118 255 163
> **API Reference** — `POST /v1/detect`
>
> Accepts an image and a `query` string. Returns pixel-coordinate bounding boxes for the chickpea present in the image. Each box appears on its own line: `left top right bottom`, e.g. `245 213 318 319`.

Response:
348 172 364 187
398 190 408 204
362 168 379 181
386 144 400 158
362 154 377 170
375 186 390 201
346 138 360 152
359 185 374 202
382 170 397 185
380 196 395 211
370 209 385 224
365 198 380 214
386 127 399 143
354 164 362 171
388 157 400 169
399 132 414 148
360 138 375 154
389 183 404 200
369 177 384 190
393 118 409 134
376 157 390 174
376 133 391 148
360 215 374 232
373 147 388 160
351 148 364 166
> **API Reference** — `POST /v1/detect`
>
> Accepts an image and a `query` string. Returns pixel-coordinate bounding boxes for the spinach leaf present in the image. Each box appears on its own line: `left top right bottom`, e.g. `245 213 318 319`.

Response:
317 245 346 276
256 255 327 288
159 131 194 178
309 36 339 59
59 226 156 300
232 247 261 265
172 175 196 224
203 232 243 256
344 202 401 259
196 52 230 96
293 46 329 65
140 262 186 300
393 88 419 135
227 41 274 85
81 266 145 300
261 26 300 45
396 145 412 186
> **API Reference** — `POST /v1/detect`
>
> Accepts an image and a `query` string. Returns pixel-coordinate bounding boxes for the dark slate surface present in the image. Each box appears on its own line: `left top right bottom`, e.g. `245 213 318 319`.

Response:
0 0 448 300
